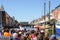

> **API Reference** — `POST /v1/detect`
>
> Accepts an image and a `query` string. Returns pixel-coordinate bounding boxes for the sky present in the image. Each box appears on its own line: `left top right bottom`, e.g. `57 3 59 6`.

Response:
0 0 60 22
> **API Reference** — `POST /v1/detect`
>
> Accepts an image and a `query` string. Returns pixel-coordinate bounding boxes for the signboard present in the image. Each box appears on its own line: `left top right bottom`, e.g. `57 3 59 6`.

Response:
55 21 60 37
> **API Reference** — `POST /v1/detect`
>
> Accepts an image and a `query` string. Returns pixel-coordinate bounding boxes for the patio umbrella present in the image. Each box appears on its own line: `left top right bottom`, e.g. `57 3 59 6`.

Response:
34 25 39 29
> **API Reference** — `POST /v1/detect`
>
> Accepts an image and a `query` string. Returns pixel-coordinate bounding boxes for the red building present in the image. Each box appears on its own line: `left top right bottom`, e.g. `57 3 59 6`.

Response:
52 5 60 20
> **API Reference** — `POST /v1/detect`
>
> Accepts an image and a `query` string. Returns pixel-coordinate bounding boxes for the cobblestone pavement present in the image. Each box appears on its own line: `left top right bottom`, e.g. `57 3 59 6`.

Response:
0 39 2 40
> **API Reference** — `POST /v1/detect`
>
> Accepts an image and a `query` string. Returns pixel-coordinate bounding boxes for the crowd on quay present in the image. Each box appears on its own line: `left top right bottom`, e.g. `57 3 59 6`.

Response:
0 28 59 40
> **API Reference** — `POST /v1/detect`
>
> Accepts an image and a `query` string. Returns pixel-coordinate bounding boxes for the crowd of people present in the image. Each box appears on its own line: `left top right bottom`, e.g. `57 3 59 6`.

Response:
0 28 59 40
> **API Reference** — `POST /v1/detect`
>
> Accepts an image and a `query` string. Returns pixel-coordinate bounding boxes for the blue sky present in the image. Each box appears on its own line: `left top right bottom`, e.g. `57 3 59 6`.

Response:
0 0 60 22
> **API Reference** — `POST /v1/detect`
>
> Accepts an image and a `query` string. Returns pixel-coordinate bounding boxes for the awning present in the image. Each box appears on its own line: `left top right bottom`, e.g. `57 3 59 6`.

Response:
34 25 39 28
40 20 45 23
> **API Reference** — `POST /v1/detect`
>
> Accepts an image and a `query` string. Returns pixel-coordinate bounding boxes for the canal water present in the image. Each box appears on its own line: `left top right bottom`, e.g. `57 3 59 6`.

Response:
12 26 37 31
24 26 37 31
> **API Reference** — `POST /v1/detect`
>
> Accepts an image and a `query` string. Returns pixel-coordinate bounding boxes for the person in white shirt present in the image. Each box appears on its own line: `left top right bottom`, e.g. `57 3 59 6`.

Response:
12 32 18 40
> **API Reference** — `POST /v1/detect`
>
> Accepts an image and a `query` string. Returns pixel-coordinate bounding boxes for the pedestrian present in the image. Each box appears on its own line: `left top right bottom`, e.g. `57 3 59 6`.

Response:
0 30 2 38
43 33 49 40
3 29 11 40
18 31 24 40
36 32 41 40
31 30 37 40
44 36 49 40
51 37 58 40
11 29 15 34
49 35 58 40
28 33 31 40
12 32 18 40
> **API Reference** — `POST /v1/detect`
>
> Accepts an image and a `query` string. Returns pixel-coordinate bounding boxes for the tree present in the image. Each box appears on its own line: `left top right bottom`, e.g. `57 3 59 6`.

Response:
14 20 19 27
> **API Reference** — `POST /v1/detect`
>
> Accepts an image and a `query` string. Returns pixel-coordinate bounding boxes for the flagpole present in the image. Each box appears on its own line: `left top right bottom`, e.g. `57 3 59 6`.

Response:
48 0 52 36
49 0 50 21
44 0 47 36
44 0 46 28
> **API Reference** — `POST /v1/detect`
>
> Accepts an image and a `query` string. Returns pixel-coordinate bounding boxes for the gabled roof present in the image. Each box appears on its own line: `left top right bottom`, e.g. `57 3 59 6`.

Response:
52 5 60 12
